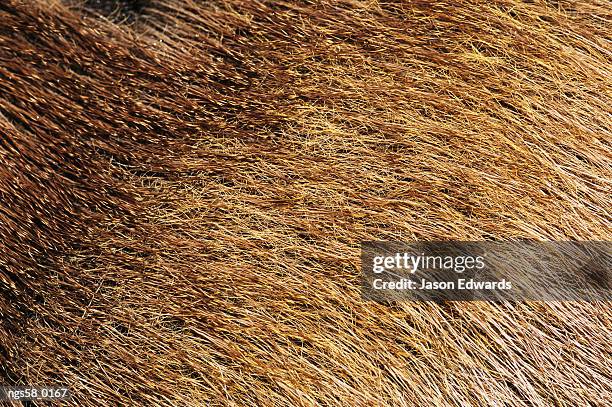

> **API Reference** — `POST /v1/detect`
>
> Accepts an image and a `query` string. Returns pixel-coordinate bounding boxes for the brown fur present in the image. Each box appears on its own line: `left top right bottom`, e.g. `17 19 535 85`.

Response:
0 0 610 405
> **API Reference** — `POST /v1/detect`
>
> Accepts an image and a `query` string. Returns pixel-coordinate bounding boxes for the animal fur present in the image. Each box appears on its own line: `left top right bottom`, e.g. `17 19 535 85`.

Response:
0 0 610 405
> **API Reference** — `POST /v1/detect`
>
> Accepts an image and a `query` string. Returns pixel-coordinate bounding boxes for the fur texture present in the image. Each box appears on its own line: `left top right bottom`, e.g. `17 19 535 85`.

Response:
0 0 610 405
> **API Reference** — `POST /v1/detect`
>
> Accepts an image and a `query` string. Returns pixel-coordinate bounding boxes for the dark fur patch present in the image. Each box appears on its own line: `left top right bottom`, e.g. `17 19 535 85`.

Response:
83 0 147 22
